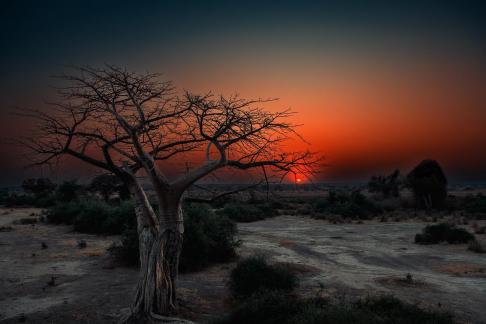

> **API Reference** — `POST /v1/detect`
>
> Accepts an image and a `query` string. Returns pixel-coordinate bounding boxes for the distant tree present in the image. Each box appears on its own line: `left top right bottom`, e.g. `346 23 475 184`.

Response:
89 173 127 201
56 180 83 202
407 160 447 209
21 178 56 197
18 65 319 322
368 169 401 198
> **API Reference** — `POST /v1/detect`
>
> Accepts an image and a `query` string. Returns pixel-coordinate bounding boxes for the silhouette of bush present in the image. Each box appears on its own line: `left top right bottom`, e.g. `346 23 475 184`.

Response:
22 178 56 197
56 180 83 202
312 190 380 219
179 203 238 272
47 200 134 234
407 160 447 209
415 223 475 244
368 169 401 198
228 256 298 300
461 193 486 215
4 193 56 208
216 293 455 324
111 203 239 271
218 202 266 222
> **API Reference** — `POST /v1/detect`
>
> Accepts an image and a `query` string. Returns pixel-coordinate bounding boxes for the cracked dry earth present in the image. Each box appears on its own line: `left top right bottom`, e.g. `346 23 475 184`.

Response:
1 208 486 323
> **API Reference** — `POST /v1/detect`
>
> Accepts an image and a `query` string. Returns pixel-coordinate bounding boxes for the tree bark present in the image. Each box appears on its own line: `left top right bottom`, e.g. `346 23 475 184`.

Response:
123 183 185 323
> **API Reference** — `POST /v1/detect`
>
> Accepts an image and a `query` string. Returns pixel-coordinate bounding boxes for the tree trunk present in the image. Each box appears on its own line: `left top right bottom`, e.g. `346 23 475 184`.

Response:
123 184 186 323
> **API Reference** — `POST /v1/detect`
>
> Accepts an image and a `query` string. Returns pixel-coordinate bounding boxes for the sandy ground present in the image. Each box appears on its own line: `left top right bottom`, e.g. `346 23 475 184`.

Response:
238 216 486 323
1 208 486 323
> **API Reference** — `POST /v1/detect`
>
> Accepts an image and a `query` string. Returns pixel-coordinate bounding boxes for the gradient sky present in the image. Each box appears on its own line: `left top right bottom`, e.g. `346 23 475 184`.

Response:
1 1 486 185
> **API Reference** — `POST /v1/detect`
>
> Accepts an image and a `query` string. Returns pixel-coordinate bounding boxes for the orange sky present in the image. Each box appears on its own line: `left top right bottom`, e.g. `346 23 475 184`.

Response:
1 2 486 185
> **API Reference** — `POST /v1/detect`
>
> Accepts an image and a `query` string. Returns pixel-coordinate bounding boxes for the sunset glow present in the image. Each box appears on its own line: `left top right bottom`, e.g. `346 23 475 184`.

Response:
1 1 485 185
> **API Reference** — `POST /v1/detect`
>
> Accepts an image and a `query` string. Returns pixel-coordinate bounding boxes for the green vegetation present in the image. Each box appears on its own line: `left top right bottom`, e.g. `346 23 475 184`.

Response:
312 190 380 219
228 256 298 299
217 291 454 324
46 200 238 271
415 223 475 244
461 193 486 216
218 202 265 222
179 203 239 272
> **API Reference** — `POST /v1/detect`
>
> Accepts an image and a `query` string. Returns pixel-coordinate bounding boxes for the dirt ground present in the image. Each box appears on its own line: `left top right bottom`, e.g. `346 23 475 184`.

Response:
1 208 486 323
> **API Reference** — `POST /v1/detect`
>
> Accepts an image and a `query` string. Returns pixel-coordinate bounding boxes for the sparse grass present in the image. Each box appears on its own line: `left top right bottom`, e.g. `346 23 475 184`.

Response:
229 256 298 300
218 202 266 222
415 223 475 244
216 292 455 324
312 190 381 220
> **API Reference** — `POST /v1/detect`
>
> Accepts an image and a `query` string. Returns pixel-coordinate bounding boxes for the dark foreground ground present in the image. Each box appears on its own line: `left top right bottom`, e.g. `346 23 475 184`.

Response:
1 208 485 323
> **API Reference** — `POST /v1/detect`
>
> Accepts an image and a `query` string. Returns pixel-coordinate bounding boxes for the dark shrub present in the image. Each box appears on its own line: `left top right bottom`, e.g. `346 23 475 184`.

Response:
461 193 486 215
22 178 56 196
229 256 298 299
415 223 475 244
46 199 135 234
217 293 454 324
56 180 83 202
313 190 379 219
179 203 238 272
216 291 303 324
46 200 84 224
407 160 447 209
368 169 401 198
218 202 265 222
112 203 238 271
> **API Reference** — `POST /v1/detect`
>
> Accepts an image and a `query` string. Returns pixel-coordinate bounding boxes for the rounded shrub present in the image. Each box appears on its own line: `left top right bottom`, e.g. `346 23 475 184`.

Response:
219 202 265 222
415 223 475 244
229 256 298 299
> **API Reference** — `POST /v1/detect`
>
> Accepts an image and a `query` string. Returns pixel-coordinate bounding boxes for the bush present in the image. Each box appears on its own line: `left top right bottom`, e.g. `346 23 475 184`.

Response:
368 169 401 198
46 199 135 234
56 180 83 202
217 293 455 324
415 223 475 244
461 193 486 215
112 203 239 271
313 190 380 219
179 203 238 272
229 256 298 299
4 193 56 208
218 202 266 222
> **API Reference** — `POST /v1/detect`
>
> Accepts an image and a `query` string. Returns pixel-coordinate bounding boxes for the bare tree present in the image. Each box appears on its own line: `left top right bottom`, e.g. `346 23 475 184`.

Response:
18 65 319 323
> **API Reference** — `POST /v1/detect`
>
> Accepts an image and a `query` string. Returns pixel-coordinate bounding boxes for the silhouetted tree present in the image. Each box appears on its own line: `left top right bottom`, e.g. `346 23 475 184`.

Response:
21 178 56 197
368 169 401 198
407 160 447 209
18 65 319 322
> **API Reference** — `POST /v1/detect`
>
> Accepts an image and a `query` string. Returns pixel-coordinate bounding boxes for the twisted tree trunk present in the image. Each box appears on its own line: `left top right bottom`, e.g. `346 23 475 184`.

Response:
122 183 188 324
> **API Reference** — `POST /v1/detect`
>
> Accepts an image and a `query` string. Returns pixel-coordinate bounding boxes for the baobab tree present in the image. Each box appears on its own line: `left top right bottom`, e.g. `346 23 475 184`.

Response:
19 65 318 323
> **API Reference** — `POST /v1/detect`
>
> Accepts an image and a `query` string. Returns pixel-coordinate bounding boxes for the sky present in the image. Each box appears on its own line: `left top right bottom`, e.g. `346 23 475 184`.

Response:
1 0 486 185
